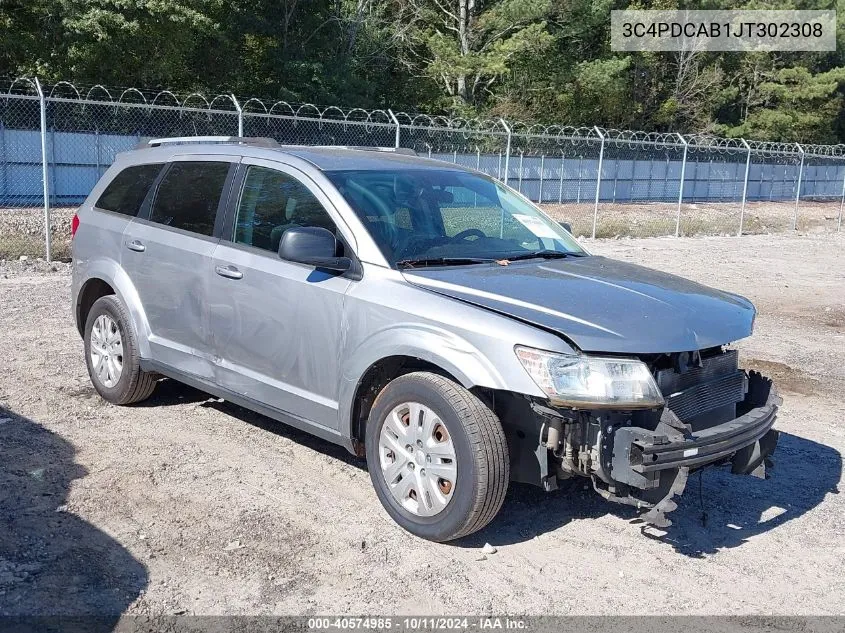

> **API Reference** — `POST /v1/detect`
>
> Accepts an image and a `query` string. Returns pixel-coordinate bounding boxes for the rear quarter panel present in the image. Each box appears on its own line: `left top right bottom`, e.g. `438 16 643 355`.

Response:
71 160 153 356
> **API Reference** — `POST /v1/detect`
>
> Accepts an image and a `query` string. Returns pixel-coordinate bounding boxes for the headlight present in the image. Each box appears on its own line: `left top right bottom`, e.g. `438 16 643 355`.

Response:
515 346 664 409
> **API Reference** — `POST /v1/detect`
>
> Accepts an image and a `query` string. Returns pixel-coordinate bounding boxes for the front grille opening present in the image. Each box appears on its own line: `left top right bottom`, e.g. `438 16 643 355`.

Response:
653 348 748 428
737 371 774 416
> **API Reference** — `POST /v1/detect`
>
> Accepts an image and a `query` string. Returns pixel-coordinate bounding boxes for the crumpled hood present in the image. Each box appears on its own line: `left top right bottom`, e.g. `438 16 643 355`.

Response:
403 256 755 354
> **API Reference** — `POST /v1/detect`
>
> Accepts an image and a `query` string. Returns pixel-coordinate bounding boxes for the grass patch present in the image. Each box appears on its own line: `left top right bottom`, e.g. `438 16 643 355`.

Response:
0 235 71 261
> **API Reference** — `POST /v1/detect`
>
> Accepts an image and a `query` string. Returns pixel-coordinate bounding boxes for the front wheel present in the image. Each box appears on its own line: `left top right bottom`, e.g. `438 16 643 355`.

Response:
365 372 509 542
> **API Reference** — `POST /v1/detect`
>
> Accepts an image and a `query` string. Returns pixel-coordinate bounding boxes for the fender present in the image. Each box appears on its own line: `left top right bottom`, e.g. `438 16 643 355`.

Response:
337 322 510 440
79 258 153 359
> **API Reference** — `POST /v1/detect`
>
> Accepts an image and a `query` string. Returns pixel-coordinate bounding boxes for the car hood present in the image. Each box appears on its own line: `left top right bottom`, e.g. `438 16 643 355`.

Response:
402 256 755 354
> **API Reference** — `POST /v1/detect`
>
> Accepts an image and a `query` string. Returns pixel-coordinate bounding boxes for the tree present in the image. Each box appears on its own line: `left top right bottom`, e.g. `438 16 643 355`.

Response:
2 0 845 142
720 66 845 142
0 0 65 78
51 0 223 87
652 47 723 132
395 0 554 108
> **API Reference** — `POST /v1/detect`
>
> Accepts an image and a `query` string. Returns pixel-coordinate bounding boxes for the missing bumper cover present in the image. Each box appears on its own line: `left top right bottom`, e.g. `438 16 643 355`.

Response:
604 371 780 525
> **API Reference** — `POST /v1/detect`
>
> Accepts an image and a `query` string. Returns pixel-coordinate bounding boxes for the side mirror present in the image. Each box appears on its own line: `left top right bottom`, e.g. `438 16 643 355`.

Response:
559 221 572 233
278 226 351 273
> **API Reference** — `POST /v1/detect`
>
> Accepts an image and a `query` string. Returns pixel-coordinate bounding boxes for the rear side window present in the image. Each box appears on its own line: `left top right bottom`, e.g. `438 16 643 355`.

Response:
95 163 163 216
149 161 231 236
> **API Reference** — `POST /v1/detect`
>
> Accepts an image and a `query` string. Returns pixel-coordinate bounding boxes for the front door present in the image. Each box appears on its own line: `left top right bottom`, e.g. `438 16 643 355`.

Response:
207 160 355 431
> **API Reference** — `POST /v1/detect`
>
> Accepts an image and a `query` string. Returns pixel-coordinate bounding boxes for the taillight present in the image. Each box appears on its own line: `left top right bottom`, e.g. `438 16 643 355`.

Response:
71 213 80 238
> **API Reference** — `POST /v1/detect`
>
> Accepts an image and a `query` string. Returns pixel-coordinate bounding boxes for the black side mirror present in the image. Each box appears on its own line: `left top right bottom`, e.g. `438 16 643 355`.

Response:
559 221 572 233
278 226 351 273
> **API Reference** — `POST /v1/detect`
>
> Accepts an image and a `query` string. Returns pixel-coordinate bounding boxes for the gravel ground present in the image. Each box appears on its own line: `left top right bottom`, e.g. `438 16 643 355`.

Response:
0 233 843 617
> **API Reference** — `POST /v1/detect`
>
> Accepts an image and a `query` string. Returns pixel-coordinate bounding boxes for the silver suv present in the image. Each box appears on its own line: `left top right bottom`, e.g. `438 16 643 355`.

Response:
72 137 780 541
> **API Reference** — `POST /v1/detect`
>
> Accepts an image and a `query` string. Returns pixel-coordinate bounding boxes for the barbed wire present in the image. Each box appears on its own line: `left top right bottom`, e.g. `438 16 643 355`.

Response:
603 129 685 150
3 77 845 158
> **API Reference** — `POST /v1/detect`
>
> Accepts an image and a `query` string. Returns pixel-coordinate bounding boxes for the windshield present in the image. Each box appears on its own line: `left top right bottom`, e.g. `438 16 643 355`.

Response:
326 169 586 266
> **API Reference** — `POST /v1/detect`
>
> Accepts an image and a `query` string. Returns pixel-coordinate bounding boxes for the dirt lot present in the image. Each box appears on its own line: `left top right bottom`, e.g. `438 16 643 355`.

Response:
1 233 844 617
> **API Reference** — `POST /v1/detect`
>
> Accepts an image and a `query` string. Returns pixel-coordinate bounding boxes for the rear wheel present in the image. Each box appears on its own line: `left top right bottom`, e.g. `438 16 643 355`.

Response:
365 372 509 542
84 295 156 405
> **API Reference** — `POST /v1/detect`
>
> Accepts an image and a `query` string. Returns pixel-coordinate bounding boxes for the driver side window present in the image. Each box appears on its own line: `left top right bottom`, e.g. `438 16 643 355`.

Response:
234 166 337 253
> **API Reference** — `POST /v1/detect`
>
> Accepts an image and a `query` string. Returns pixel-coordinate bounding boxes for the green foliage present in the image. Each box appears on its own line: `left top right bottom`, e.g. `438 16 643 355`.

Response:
1 0 844 142
554 57 635 127
407 0 555 106
719 66 845 142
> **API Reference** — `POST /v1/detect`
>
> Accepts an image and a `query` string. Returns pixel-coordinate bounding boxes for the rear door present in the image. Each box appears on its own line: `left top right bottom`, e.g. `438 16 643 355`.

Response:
122 156 238 379
207 159 356 431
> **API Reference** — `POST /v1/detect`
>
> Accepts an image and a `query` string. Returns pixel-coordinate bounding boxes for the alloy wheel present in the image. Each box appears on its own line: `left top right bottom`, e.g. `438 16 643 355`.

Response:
90 314 123 388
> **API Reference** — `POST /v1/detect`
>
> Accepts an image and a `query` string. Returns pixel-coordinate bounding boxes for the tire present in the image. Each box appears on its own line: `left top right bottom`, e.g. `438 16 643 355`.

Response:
365 371 509 542
83 295 156 405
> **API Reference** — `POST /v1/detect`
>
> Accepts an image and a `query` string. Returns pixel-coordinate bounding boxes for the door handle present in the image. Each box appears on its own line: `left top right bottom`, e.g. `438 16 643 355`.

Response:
125 239 145 252
215 264 243 280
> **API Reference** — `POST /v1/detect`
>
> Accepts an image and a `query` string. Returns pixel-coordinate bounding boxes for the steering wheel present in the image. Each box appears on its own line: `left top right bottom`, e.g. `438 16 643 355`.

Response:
452 228 486 241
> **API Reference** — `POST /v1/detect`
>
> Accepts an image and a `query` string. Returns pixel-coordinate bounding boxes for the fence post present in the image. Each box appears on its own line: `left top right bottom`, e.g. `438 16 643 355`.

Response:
539 154 545 203
675 133 688 237
838 160 845 232
793 143 805 231
95 129 101 178
231 94 244 137
558 151 565 204
1 122 6 201
388 109 400 148
518 151 524 192
592 126 605 239
474 146 481 204
577 156 583 203
738 138 752 236
499 118 511 185
35 78 51 262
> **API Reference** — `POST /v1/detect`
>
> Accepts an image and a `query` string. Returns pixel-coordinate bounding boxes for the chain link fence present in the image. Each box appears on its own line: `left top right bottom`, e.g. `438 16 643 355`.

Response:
1 84 46 260
742 141 803 235
2 78 844 261
597 132 687 238
796 144 845 232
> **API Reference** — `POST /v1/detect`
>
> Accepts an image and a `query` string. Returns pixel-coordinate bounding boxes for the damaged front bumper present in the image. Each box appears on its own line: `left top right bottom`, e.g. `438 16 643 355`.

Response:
600 371 780 525
611 373 780 489
513 363 781 528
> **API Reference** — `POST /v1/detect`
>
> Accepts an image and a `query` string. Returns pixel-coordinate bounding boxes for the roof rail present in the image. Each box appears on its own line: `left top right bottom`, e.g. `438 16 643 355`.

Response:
138 136 280 149
290 145 417 156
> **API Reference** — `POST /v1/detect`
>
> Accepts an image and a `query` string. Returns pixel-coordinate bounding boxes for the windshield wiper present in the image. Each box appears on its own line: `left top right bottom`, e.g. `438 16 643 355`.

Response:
505 250 586 262
396 257 495 269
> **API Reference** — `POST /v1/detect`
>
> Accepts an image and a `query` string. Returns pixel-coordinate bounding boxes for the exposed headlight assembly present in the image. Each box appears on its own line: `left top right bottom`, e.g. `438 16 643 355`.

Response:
515 346 664 409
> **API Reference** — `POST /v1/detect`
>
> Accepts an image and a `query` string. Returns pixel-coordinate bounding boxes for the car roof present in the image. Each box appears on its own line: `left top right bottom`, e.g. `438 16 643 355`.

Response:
121 141 473 173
